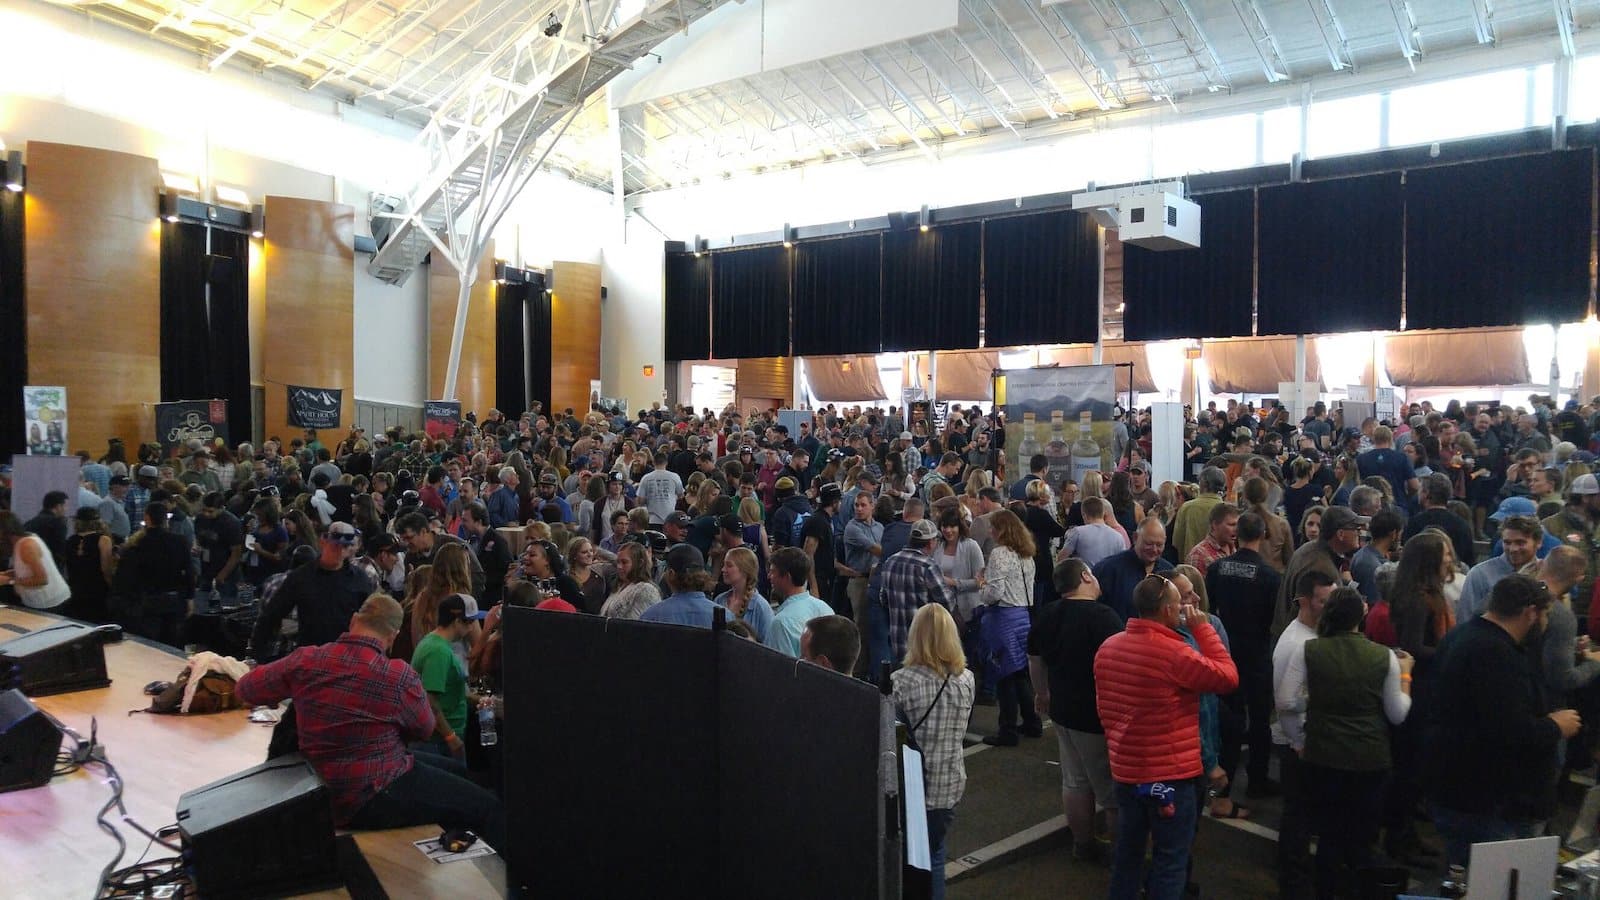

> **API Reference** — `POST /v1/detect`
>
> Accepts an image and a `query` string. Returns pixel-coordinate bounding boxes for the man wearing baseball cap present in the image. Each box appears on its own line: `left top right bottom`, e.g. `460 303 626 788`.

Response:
531 471 572 523
252 520 377 660
1273 506 1367 638
1540 472 1600 599
126 464 159 527
640 544 724 629
880 518 951 661
412 593 479 760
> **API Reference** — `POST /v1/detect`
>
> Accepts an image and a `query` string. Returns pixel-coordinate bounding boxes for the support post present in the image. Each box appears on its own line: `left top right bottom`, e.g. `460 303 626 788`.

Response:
442 264 478 401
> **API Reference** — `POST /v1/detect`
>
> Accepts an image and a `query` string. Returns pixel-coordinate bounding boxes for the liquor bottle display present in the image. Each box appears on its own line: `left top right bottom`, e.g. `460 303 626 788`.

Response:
1016 412 1041 469
1044 411 1072 491
1071 410 1102 486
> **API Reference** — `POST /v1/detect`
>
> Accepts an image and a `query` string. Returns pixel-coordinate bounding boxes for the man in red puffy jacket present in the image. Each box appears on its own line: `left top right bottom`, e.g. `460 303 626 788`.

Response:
1094 573 1239 900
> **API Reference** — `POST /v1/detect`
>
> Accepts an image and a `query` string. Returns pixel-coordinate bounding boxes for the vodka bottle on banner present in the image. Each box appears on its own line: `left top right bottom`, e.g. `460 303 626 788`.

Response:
1044 411 1072 490
1017 412 1041 467
1071 411 1102 487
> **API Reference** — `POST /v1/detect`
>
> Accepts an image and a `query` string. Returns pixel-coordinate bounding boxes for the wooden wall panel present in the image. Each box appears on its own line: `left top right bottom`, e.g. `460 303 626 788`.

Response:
429 249 495 417
262 197 354 442
736 356 792 413
24 142 161 454
550 260 601 416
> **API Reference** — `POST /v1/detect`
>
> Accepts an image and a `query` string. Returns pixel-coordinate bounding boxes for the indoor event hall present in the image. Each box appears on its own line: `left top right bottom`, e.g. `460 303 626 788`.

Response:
1 0 1599 897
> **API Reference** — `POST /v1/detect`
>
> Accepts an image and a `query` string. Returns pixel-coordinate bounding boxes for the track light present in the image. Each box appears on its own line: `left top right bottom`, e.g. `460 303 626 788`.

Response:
919 204 930 232
693 235 706 257
250 203 265 239
160 192 180 224
3 150 22 192
781 223 794 249
542 12 563 37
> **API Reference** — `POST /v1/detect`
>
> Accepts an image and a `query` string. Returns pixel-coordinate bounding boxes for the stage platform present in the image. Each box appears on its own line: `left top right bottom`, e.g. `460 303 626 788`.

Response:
0 606 506 899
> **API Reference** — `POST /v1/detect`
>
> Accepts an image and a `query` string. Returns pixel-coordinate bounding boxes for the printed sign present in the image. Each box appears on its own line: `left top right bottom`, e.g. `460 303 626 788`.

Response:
1001 365 1117 493
23 386 67 456
424 400 462 441
286 385 342 430
155 400 229 453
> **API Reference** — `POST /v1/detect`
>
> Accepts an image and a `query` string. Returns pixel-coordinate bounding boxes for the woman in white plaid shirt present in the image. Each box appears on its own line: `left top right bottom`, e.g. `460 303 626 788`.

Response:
892 603 976 900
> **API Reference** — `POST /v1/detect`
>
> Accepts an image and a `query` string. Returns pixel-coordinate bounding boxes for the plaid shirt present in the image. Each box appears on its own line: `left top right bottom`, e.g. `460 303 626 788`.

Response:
1185 535 1235 578
892 666 976 809
882 546 950 661
124 485 150 528
236 633 434 824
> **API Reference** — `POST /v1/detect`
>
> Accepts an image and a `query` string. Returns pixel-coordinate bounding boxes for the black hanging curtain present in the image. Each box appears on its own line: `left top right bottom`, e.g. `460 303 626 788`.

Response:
712 246 790 359
1122 189 1255 342
792 234 882 356
664 251 712 361
1405 149 1595 330
526 281 553 414
495 282 530 417
1257 173 1403 336
160 222 213 403
0 185 24 461
207 230 252 444
159 222 251 442
982 210 1101 347
881 222 982 352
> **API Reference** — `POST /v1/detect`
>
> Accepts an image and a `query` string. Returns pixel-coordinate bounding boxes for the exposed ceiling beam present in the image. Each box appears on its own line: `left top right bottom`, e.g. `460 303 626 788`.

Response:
922 34 1023 139
900 43 975 134
970 0 1081 113
1230 0 1291 82
957 5 1061 118
1015 0 1115 109
861 51 958 138
823 59 939 160
1304 0 1354 71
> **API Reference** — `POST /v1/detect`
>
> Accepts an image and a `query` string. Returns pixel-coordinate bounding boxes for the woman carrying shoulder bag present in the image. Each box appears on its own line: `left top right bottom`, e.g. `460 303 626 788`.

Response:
980 509 1042 747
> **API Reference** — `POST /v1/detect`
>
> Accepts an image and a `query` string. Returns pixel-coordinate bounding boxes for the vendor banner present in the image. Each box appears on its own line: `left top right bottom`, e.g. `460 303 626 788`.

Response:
997 365 1116 493
155 400 229 453
286 385 342 430
23 386 67 456
424 400 462 441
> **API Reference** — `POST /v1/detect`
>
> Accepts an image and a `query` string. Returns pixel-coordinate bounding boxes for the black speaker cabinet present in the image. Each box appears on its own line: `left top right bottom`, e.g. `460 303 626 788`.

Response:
176 754 340 899
0 622 111 696
0 688 61 794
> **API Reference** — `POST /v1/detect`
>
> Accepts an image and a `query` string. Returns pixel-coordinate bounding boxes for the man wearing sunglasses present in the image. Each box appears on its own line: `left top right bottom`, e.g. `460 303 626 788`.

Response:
251 521 376 661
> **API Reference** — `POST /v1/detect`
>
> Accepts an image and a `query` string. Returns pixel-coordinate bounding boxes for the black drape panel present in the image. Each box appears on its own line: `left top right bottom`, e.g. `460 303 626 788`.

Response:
526 285 552 413
712 246 790 359
1257 173 1403 336
792 234 882 356
982 210 1101 347
1122 189 1255 342
206 230 252 444
664 252 711 361
495 282 529 417
881 222 982 351
0 185 24 460
160 221 212 403
1405 149 1594 330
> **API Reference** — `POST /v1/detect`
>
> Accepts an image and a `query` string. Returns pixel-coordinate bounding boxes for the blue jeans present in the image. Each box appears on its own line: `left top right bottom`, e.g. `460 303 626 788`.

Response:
867 598 893 682
348 753 506 853
1110 779 1199 900
926 807 955 900
1428 803 1544 870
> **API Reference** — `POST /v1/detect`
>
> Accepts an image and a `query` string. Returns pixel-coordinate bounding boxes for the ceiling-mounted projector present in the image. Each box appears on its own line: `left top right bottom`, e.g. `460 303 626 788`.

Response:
1072 181 1201 250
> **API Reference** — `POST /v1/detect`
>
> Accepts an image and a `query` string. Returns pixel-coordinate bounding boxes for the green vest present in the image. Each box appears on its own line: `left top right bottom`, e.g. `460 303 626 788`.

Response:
1303 632 1393 772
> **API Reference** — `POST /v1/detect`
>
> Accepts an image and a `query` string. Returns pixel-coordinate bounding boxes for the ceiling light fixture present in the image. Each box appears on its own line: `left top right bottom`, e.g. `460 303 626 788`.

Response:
781 223 794 249
2 150 22 192
918 205 930 232
542 12 563 37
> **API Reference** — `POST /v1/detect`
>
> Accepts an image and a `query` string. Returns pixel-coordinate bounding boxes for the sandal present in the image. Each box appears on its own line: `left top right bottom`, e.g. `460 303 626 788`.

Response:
1209 799 1251 819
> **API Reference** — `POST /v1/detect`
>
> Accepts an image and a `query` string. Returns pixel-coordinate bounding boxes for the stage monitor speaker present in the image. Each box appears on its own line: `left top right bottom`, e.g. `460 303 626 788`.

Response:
0 622 111 696
0 688 61 794
176 754 340 900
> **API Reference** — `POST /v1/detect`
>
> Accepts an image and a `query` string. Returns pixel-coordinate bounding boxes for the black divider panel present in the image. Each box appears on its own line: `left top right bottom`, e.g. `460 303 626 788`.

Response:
716 633 881 898
502 610 718 895
1122 189 1255 342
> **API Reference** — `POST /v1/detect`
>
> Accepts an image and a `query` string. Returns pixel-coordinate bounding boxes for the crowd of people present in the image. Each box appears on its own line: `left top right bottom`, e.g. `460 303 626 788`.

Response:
3 390 1600 898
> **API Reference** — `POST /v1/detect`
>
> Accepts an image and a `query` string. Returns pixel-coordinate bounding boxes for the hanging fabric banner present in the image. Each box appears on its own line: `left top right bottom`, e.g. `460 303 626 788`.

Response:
425 400 463 441
155 400 229 453
286 385 343 430
999 365 1117 493
23 386 67 456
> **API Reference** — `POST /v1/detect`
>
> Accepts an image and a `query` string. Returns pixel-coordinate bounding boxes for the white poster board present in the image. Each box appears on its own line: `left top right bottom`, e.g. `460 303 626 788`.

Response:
1466 835 1558 900
1276 382 1319 425
9 455 84 520
1150 402 1186 488
23 386 67 456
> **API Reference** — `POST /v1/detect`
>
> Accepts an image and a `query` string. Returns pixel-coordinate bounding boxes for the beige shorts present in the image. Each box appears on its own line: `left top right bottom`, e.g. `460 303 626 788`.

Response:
1057 727 1117 810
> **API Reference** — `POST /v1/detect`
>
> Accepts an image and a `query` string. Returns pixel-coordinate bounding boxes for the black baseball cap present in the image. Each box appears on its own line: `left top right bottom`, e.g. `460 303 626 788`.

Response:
717 514 742 534
665 543 705 574
664 511 691 527
366 533 399 554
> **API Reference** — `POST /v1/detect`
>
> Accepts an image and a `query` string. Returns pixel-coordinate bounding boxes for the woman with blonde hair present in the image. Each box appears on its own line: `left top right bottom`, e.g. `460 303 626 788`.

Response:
737 497 770 557
714 546 773 641
980 509 1040 747
890 603 975 900
690 478 721 518
600 542 660 619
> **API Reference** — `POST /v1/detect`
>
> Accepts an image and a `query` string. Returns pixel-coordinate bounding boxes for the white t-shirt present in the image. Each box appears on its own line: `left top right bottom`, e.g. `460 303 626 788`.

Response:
14 534 70 609
1271 618 1317 748
637 469 685 524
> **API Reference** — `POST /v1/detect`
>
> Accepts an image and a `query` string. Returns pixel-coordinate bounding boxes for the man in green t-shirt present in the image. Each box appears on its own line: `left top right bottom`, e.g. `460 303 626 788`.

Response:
411 593 477 760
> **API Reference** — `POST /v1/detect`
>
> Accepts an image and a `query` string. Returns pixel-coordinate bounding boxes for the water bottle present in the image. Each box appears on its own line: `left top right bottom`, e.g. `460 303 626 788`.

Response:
1440 864 1467 900
478 700 498 747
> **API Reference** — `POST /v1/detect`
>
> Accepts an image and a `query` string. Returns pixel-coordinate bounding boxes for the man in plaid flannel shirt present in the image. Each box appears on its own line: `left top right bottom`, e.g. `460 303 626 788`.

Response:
882 519 952 661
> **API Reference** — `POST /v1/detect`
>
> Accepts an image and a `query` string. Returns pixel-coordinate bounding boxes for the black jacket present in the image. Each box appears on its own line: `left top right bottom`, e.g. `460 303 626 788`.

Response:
251 562 375 660
1423 616 1562 821
112 529 194 597
1205 548 1282 666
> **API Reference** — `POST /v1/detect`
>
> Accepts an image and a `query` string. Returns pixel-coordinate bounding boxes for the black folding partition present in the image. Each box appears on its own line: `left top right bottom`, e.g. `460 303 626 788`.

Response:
982 209 1101 347
664 251 712 361
502 609 887 898
712 245 790 359
1121 189 1256 342
880 222 982 352
792 234 882 356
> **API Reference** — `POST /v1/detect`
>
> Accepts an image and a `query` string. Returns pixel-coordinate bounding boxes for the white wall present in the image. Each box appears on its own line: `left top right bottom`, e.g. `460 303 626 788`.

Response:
353 259 430 407
600 221 668 411
494 174 615 268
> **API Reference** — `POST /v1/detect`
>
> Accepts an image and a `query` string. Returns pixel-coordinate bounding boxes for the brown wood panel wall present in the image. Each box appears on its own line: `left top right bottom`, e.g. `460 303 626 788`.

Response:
736 356 792 412
261 196 354 441
429 250 496 417
24 142 162 454
551 260 601 416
